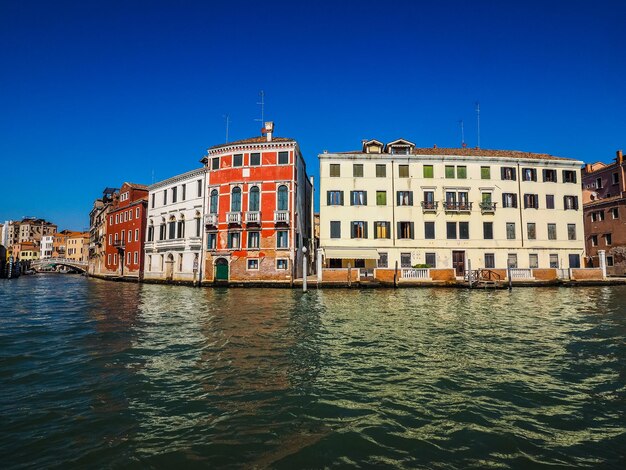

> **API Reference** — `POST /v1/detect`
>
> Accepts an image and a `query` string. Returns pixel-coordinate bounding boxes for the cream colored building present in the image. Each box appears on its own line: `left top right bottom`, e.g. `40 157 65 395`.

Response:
319 139 585 276
67 232 90 262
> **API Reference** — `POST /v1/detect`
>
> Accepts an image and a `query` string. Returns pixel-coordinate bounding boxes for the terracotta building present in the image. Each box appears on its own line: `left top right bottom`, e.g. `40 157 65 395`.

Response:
103 183 149 279
582 150 626 275
201 122 314 284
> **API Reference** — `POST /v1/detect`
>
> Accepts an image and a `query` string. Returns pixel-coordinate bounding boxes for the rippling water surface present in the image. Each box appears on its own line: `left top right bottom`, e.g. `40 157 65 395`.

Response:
1 275 626 468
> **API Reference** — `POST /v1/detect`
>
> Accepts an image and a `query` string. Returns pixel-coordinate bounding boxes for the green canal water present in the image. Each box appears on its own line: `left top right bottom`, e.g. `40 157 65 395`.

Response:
1 275 625 468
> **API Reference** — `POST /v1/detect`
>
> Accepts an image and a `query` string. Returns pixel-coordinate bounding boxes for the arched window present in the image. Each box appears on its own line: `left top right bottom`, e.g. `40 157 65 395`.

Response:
249 186 260 211
195 212 201 237
147 220 154 242
160 218 166 240
210 189 218 214
231 187 242 212
168 216 176 239
177 215 185 239
277 185 288 211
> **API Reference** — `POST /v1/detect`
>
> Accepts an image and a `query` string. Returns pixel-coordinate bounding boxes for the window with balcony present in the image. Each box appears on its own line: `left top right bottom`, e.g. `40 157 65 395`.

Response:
249 186 260 211
548 223 557 240
231 187 242 211
374 221 390 239
376 191 386 206
506 222 516 240
248 231 260 249
483 222 493 240
350 190 367 206
423 165 434 178
502 193 518 208
376 164 386 177
543 169 557 182
351 221 368 239
330 221 341 239
397 222 414 239
233 154 243 167
327 190 344 206
330 164 340 177
250 152 261 166
353 164 364 177
522 168 537 181
481 166 490 179
524 193 539 209
501 167 516 180
397 191 413 206
425 221 435 239
278 151 289 165
277 185 289 210
563 195 579 210
527 223 536 240
399 165 409 178
563 170 577 183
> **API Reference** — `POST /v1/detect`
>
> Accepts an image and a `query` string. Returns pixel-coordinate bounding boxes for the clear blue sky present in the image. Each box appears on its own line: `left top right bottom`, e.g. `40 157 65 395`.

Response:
1 0 625 230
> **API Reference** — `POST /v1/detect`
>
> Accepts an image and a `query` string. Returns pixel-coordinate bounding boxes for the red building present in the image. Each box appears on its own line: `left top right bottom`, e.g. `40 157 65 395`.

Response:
104 182 149 279
201 122 313 284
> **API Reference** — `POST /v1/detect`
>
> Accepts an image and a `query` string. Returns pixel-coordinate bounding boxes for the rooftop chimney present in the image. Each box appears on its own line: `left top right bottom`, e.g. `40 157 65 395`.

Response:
264 121 274 142
617 149 623 164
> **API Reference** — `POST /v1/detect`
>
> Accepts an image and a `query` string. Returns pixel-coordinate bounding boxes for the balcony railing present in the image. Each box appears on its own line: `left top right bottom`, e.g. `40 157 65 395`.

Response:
245 211 261 224
401 268 430 279
443 202 473 213
421 201 438 213
227 211 242 224
274 210 290 224
113 240 125 248
509 268 533 279
206 213 218 226
479 202 497 213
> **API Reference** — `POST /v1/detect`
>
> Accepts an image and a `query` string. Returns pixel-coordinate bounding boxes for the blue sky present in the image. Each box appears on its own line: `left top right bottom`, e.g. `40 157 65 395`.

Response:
1 0 625 230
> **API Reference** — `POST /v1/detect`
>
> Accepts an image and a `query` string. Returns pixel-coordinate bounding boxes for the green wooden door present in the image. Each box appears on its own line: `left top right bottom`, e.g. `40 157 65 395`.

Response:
215 259 229 281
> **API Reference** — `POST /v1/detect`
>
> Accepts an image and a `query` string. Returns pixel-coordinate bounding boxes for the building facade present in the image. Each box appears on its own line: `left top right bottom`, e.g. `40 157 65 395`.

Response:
201 122 313 284
144 168 207 284
67 232 90 263
40 235 54 259
88 188 119 276
18 218 57 244
319 139 585 276
582 150 626 276
103 183 148 279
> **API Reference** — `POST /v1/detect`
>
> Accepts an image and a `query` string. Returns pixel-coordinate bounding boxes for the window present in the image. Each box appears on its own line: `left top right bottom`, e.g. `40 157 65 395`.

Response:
195 217 201 237
396 191 413 206
399 165 409 178
506 223 516 240
172 186 178 203
527 223 536 240
456 166 467 179
277 259 288 270
135 229 139 241
278 151 289 165
107 254 111 265
233 154 243 167
523 194 539 209
543 169 557 182
548 223 557 240
250 152 261 166
277 230 289 248
207 232 217 250
151 193 155 208
563 195 579 210
529 254 538 269
376 164 386 177
247 259 258 270
115 214 119 224
327 190 344 206
501 167 516 181
378 252 388 268
134 251 139 264
330 164 340 177
231 187 242 211
147 225 154 242
330 221 341 239
400 253 412 268
397 222 414 239
109 234 112 245
595 177 602 189
121 229 125 242
163 189 167 205
210 189 218 213
159 222 166 240
351 221 368 239
127 252 131 264
447 222 457 239
249 186 260 211
604 233 612 245
481 166 490 179
591 235 598 246
612 172 619 185
569 254 581 268
353 164 364 177
277 185 289 210
212 157 219 170
248 231 260 249
177 220 185 238
507 254 518 268
376 191 387 206
563 170 577 183
425 253 436 268
550 254 559 268
502 193 518 208
424 222 435 239
611 208 619 219
607 256 614 267
483 222 493 240
485 253 495 269
522 168 537 181
350 190 367 206
567 224 576 240
197 180 202 197
546 195 555 209
445 165 455 178
423 165 434 178
374 221 390 239
459 222 469 239
136 207 140 218
227 232 240 249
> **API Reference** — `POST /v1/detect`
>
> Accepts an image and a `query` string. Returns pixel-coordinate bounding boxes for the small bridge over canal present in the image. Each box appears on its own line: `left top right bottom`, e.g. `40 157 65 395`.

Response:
31 258 88 273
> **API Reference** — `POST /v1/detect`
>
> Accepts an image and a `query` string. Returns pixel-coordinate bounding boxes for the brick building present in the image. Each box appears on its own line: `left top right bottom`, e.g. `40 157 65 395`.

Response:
88 188 118 276
201 122 314 284
103 183 149 279
582 150 626 275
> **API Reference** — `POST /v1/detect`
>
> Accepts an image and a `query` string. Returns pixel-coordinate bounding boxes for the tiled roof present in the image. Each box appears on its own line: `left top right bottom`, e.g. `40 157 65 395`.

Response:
123 182 149 191
209 136 295 150
583 194 626 208
334 147 575 161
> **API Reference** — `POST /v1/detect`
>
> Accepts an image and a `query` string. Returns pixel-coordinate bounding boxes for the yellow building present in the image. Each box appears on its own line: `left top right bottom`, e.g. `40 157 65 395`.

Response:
67 232 90 262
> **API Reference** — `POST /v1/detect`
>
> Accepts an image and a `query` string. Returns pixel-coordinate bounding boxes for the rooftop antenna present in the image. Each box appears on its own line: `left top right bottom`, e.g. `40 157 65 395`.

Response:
223 114 231 143
458 119 465 147
475 101 481 148
254 90 265 126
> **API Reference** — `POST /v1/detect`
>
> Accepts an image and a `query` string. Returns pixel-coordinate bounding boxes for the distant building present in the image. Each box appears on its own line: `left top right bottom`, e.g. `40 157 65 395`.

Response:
18 218 57 244
88 188 119 276
67 232 90 263
103 183 149 279
582 150 626 275
200 122 314 284
40 235 54 259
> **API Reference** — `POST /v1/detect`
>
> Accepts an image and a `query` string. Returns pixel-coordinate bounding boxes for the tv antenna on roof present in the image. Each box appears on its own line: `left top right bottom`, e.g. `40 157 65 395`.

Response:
475 101 481 148
458 119 465 147
223 114 231 143
254 90 265 126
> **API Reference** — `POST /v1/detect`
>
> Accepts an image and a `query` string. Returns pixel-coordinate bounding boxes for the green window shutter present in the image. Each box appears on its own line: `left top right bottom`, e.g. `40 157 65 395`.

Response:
481 167 490 179
457 166 467 179
445 166 455 178
423 165 434 178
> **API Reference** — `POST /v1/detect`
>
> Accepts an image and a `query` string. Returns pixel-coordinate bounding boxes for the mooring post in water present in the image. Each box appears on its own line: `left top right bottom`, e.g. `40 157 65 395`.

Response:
302 246 308 292
468 259 472 288
507 266 512 290
394 260 398 288
348 263 351 287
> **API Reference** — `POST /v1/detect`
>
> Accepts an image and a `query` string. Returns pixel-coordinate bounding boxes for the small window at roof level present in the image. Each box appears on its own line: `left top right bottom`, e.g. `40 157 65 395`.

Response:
398 165 409 178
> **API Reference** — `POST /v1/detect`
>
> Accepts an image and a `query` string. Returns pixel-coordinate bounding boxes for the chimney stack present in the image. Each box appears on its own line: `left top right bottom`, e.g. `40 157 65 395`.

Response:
617 149 623 164
264 121 274 142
